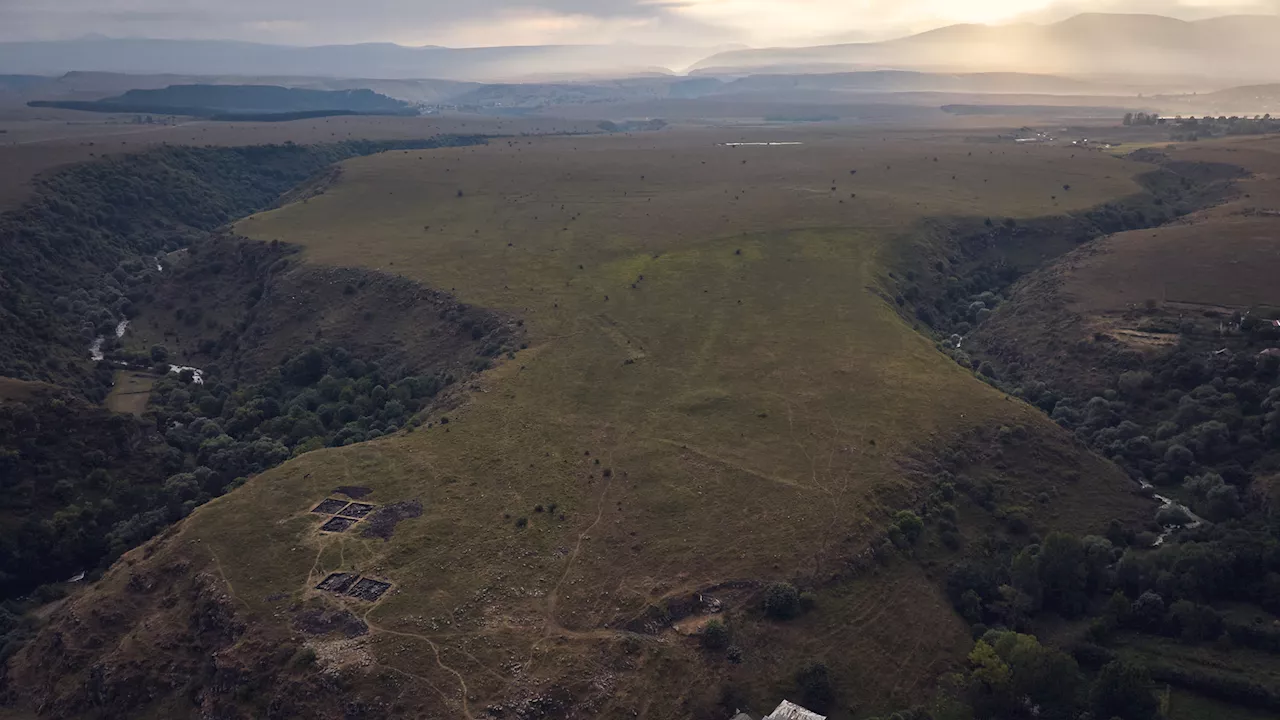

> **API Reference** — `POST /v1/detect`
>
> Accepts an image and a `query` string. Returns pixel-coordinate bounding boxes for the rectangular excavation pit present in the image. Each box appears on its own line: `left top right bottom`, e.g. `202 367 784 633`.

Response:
320 516 358 533
336 502 375 519
346 578 393 602
311 499 349 515
316 572 360 594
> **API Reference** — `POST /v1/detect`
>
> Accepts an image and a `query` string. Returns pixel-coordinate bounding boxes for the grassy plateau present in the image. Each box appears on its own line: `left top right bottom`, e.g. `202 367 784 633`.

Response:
23 125 1161 718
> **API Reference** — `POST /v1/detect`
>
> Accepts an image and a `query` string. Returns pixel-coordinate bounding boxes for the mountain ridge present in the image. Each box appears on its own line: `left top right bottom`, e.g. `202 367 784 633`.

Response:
691 13 1280 83
2 14 1278 84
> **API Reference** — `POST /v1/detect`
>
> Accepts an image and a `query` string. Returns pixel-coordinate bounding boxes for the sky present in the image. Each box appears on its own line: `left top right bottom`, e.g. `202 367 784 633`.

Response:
1 0 1277 47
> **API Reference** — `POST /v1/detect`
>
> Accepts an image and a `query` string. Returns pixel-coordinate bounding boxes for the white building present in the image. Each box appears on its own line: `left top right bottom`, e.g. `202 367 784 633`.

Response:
764 700 827 720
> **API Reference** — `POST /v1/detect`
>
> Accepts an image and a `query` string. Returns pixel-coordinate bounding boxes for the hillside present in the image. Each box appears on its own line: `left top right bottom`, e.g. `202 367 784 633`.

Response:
0 137 487 398
0 72 479 108
28 84 416 119
967 136 1280 395
692 14 1280 85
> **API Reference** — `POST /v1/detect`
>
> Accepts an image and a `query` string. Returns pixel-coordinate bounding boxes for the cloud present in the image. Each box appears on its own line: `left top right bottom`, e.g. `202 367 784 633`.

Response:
0 0 1274 46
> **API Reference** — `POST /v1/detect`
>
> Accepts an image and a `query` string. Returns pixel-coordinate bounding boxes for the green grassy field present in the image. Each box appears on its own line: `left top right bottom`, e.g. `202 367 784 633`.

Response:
104 371 157 416
22 125 1158 718
1165 689 1276 720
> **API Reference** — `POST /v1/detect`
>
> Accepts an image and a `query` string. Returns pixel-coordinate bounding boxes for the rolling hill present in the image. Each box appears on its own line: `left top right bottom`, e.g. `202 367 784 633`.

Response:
28 84 416 118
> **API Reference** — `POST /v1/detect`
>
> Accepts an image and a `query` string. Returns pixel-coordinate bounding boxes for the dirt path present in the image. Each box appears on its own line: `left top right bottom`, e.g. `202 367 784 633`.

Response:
207 546 250 613
364 617 478 720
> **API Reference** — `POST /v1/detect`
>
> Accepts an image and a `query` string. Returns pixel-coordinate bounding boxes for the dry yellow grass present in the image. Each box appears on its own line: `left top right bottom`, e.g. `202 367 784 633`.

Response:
1061 135 1280 314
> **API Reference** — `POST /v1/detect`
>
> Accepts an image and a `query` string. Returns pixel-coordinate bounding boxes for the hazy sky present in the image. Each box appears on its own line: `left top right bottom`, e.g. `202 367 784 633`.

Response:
2 0 1277 47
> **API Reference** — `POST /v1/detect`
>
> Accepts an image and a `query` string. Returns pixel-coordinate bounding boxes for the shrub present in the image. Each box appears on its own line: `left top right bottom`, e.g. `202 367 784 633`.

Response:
701 619 730 650
763 582 802 620
290 647 317 669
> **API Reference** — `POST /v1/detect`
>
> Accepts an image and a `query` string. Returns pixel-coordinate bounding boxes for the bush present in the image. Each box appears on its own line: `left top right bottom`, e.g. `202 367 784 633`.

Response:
289 647 317 669
701 619 730 650
763 582 802 620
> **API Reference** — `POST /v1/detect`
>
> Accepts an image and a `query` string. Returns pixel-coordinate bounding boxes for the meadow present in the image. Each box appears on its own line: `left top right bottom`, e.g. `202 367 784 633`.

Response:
194 125 1154 715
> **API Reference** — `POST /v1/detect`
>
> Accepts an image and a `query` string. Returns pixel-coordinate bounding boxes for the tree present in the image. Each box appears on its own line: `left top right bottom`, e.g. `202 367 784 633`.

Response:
893 510 924 544
1090 660 1158 720
1037 533 1089 616
795 662 835 711
1131 591 1165 631
1169 600 1221 642
150 344 169 362
965 640 1014 717
986 631 1083 718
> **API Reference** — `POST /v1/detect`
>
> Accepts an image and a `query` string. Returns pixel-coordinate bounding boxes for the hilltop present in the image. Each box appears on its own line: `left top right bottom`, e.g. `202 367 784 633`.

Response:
28 84 416 119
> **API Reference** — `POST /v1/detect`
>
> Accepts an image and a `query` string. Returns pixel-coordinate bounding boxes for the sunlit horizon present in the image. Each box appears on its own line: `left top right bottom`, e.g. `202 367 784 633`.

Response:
2 0 1277 48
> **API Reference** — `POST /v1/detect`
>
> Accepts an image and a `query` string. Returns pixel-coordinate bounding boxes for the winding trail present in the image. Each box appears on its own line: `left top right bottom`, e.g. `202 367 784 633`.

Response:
364 615 477 720
522 462 618 671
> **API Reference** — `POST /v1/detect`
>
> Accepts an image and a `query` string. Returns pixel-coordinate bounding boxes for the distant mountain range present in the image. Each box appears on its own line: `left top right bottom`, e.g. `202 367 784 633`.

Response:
2 14 1277 85
692 14 1280 84
0 38 718 83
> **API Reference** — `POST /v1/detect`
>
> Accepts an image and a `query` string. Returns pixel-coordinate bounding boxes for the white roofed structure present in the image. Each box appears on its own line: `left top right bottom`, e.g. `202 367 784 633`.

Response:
764 700 827 720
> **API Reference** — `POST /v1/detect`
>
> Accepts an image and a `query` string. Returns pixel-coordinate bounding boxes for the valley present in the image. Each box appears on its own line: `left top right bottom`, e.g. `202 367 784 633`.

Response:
1 28 1279 715
3 121 1224 718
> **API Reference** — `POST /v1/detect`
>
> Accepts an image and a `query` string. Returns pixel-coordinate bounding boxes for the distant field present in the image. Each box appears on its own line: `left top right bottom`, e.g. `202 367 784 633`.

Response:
104 371 156 416
1062 135 1280 313
0 112 600 211
204 125 1158 714
1166 688 1276 720
1115 632 1280 720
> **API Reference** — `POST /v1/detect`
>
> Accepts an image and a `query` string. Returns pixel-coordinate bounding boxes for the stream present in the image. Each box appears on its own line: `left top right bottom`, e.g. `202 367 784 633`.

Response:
1140 479 1205 546
87 319 204 384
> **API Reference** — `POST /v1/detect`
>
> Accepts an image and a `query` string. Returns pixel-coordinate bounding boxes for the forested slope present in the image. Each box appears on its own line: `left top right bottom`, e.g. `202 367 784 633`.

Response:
0 137 484 397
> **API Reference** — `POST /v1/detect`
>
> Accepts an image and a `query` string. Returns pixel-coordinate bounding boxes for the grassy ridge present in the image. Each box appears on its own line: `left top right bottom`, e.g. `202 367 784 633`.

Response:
221 127 1151 713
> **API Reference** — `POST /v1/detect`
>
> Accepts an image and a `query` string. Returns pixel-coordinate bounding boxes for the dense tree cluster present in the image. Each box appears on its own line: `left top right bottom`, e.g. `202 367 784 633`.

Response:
1123 111 1163 126
1169 114 1279 141
0 138 496 613
0 345 457 607
0 136 487 395
865 152 1280 719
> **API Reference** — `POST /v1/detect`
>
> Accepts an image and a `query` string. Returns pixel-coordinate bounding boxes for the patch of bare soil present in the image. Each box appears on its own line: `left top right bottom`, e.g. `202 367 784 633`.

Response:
333 485 373 499
336 502 375 519
311 499 348 514
293 608 369 638
1091 315 1180 350
359 500 423 541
